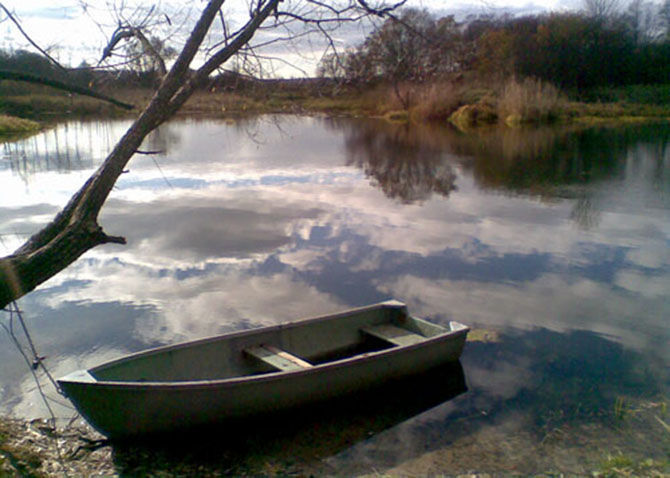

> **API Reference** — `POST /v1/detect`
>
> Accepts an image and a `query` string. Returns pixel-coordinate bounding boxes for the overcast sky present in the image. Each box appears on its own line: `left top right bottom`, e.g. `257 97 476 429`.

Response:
1 0 583 76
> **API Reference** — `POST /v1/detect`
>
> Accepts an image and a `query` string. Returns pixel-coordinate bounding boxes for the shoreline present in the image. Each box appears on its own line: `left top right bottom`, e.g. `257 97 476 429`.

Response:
2 394 668 476
2 83 670 140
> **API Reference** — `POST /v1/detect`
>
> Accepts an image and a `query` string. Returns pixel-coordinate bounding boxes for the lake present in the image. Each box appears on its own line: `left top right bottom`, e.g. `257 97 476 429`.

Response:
1 116 668 475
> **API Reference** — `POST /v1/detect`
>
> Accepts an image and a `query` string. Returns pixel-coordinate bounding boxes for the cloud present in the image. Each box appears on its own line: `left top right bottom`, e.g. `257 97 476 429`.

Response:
377 272 669 361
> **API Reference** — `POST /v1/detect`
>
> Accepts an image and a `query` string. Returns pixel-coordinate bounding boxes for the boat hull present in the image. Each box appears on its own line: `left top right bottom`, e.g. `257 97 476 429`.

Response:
58 301 468 438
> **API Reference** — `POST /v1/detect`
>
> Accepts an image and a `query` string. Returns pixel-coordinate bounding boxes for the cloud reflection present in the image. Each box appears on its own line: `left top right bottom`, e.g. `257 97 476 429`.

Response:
0 116 668 421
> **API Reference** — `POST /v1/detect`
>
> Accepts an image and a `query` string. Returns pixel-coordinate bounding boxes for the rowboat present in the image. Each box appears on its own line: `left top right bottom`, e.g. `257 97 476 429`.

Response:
58 300 469 438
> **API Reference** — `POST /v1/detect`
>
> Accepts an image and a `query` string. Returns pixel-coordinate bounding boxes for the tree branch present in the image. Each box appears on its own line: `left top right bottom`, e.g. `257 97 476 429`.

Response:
0 2 67 72
0 0 406 310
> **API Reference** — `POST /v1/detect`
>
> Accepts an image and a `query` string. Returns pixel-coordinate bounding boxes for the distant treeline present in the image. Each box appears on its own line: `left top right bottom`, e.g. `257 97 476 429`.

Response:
0 49 164 93
320 6 670 91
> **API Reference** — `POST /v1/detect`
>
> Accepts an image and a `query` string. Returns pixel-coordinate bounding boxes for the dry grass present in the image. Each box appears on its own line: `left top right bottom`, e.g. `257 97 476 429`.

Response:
498 77 567 125
410 81 464 121
2 79 667 132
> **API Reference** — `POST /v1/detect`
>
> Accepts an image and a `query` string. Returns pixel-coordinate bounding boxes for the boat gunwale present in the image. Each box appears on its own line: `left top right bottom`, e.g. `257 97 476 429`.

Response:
58 302 469 390
61 327 469 390
77 301 403 374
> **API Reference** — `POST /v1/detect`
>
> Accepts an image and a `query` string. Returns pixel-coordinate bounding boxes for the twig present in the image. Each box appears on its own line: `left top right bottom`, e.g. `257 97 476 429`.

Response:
0 2 67 72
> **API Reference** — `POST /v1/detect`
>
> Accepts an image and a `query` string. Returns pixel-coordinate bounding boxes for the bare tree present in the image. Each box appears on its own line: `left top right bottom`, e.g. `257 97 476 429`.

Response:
624 0 660 43
95 3 182 78
661 0 670 39
582 0 621 21
0 0 406 309
658 0 670 40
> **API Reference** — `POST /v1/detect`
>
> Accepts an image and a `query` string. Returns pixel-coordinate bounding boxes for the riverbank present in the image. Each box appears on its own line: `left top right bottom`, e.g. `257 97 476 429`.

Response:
0 114 40 135
2 80 670 134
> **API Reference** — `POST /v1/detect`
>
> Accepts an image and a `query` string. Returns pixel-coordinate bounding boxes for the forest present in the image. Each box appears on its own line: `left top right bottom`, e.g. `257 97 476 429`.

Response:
321 4 670 91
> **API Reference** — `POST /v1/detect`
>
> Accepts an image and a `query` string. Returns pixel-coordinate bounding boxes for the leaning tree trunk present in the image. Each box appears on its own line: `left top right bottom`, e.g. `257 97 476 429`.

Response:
0 0 405 310
0 0 282 310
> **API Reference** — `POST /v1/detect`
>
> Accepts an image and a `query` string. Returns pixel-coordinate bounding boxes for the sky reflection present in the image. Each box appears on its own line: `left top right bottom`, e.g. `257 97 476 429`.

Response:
0 117 668 431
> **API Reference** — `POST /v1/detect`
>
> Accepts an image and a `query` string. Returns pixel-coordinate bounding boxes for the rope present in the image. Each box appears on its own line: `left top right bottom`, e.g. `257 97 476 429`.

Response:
1 301 68 429
1 301 72 473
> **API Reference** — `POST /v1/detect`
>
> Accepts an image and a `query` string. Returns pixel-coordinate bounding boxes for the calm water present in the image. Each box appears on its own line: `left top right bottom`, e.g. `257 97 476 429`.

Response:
1 116 668 474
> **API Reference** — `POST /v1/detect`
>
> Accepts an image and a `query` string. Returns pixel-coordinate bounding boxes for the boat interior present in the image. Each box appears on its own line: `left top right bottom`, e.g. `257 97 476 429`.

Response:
91 303 461 383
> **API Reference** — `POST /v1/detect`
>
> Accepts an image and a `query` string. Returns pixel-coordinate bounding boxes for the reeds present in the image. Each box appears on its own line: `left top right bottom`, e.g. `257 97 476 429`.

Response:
497 77 566 125
410 81 465 121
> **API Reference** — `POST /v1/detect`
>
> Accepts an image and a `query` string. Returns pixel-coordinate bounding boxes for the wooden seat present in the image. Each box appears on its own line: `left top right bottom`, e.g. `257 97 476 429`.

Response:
361 324 426 347
244 344 313 372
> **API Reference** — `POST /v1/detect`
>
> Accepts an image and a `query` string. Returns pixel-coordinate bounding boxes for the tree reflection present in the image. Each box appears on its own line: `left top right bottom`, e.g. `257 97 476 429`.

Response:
2 121 125 178
338 119 457 204
450 123 670 194
447 122 670 228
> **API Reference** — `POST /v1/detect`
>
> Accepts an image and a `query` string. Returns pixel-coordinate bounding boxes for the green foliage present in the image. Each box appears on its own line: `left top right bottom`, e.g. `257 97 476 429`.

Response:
0 114 40 135
597 454 670 477
584 84 670 105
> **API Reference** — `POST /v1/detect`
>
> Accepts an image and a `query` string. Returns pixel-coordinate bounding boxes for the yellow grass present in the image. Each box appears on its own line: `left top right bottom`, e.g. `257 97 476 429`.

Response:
0 114 40 134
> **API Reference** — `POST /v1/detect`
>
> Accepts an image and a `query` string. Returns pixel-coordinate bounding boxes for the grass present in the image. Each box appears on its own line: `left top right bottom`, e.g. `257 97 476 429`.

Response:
0 114 41 135
597 454 669 477
583 84 670 105
1 93 138 119
498 77 567 125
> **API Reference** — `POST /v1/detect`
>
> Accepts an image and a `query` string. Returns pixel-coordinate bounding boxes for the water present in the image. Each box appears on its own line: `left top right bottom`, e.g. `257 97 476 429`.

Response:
1 116 668 474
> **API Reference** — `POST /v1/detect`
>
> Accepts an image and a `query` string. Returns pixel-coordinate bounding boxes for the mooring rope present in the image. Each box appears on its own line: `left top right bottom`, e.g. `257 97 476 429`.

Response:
1 301 68 431
1 301 74 473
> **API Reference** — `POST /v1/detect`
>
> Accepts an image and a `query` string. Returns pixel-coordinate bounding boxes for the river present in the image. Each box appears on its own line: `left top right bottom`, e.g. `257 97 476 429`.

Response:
1 116 668 474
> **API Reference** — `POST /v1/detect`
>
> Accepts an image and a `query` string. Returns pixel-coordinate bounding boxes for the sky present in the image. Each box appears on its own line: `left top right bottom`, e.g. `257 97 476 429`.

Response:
1 0 581 76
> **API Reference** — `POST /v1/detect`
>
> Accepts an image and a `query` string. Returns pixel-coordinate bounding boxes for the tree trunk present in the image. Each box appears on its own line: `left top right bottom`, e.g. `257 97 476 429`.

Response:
0 0 281 310
0 0 403 310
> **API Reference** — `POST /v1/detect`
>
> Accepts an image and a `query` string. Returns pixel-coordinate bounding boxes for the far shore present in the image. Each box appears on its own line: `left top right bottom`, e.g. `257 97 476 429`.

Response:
2 80 670 139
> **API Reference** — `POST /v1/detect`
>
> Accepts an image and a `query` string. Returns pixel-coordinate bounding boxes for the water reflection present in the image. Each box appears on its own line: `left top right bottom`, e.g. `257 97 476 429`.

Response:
1 121 132 178
111 362 466 476
0 116 668 474
326 327 668 475
448 123 669 191
337 119 457 203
